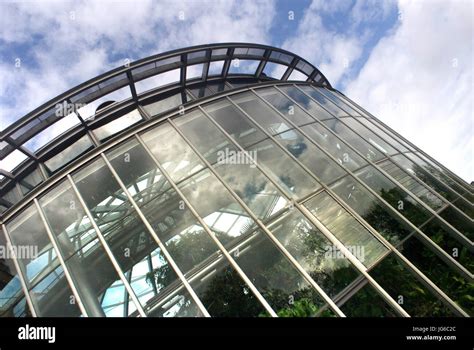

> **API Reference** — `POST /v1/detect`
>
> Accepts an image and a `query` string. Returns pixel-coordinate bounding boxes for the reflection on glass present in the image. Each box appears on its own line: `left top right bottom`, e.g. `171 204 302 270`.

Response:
323 118 385 161
272 129 346 185
438 206 474 241
93 109 142 142
29 265 81 316
256 87 316 125
231 91 292 135
391 154 473 218
331 175 412 245
267 209 360 297
7 204 58 286
248 139 321 199
0 230 31 317
44 134 94 174
370 254 455 316
316 87 361 116
141 122 205 183
106 139 266 316
204 99 267 148
304 192 389 268
279 85 339 119
40 179 96 260
175 109 288 219
301 123 367 171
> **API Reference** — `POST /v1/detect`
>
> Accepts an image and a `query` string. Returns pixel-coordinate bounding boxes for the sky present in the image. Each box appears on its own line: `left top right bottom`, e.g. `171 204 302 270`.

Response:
0 0 472 182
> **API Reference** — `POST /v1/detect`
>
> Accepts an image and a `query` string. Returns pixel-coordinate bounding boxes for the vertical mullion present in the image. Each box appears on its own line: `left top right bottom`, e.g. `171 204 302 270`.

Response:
226 94 469 317
66 175 147 317
1 224 37 317
33 199 89 317
167 118 346 317
134 134 278 317
98 153 211 318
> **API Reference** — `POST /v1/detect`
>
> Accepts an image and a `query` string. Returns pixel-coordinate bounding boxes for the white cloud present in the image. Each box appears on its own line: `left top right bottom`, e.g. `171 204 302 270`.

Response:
345 0 473 182
0 0 276 130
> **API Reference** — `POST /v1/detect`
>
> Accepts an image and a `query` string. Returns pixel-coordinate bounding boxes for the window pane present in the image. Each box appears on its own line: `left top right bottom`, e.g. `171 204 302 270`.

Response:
278 85 337 120
301 123 367 171
272 129 347 185
304 192 389 268
0 230 31 317
40 179 96 260
286 85 346 117
323 118 385 161
204 99 267 148
106 139 267 316
141 122 205 183
248 139 321 199
256 87 315 126
267 209 361 297
330 175 413 245
174 110 288 220
230 91 293 135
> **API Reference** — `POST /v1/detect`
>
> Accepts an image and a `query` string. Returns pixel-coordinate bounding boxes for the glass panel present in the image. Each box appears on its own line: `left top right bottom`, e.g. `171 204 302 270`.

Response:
174 166 334 316
323 118 385 161
287 85 347 117
267 209 361 297
141 122 205 183
301 123 367 171
316 87 361 116
355 165 431 226
93 109 143 142
256 87 316 125
341 117 398 155
72 156 189 315
369 254 455 316
7 204 58 286
278 85 337 120
248 139 321 199
231 91 292 135
44 134 94 174
143 92 184 118
272 129 346 185
378 159 445 211
40 179 96 261
399 236 473 316
228 59 259 75
340 282 398 317
391 154 473 218
330 175 412 245
0 229 31 317
19 166 43 195
29 265 81 316
208 60 224 76
438 206 474 241
421 219 474 274
106 139 264 316
204 99 267 148
357 117 409 152
147 285 204 317
304 192 389 268
174 110 288 219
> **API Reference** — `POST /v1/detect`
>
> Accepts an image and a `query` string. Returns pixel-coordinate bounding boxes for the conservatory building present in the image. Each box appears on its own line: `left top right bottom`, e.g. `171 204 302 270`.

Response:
0 43 472 317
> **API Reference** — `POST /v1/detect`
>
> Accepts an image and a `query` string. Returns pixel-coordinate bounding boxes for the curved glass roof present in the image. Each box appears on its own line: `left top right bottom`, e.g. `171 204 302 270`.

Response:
0 43 331 216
